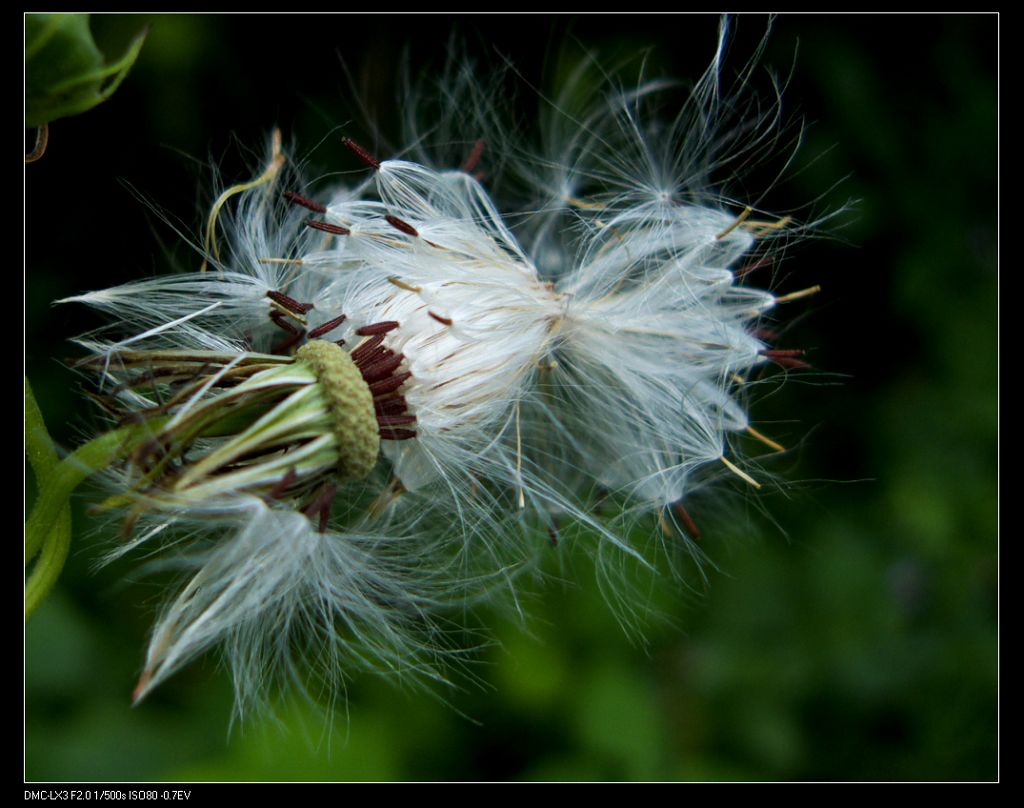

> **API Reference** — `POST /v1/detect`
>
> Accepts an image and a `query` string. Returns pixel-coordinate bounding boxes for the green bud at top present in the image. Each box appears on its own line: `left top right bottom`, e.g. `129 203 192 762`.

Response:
25 14 146 128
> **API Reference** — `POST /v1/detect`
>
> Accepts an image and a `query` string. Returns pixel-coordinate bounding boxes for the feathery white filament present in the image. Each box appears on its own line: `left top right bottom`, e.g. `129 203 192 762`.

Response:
64 26 810 715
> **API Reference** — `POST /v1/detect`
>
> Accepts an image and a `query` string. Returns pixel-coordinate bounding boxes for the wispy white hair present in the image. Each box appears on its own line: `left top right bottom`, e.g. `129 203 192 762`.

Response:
65 19 818 714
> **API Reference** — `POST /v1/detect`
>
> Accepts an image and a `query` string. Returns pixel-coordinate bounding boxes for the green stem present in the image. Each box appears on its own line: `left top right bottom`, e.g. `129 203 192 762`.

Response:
25 377 72 618
25 377 145 618
25 510 71 619
26 425 139 561
25 378 60 553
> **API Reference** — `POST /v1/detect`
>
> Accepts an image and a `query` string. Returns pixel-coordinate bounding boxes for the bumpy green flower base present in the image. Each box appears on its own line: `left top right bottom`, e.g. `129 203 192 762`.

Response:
296 340 380 482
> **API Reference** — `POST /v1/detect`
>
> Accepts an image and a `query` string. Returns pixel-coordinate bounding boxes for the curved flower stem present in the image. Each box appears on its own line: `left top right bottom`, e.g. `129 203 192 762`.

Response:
25 377 71 619
25 426 138 560
25 377 68 565
25 378 143 618
25 514 71 619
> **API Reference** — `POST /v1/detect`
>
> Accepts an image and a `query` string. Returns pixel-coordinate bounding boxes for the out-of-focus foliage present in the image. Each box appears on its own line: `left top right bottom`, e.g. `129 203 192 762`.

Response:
25 14 996 781
25 14 145 127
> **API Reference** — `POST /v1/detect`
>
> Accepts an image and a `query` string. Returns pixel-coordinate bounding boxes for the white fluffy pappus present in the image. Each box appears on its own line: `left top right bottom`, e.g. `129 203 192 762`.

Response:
61 138 354 353
63 22 820 714
300 27 805 548
129 496 463 714
316 159 566 492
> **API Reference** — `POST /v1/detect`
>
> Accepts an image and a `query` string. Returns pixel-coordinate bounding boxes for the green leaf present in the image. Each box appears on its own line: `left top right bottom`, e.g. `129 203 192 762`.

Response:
25 13 146 128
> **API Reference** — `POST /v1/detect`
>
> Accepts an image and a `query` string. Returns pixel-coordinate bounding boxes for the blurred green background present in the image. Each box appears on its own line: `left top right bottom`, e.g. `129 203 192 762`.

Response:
25 14 997 781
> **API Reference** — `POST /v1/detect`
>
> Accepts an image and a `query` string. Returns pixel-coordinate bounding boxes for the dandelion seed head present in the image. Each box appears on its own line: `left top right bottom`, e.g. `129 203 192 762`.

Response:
58 21 823 715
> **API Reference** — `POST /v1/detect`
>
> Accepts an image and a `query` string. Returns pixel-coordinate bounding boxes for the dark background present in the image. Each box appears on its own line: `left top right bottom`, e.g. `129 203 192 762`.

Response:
25 14 997 781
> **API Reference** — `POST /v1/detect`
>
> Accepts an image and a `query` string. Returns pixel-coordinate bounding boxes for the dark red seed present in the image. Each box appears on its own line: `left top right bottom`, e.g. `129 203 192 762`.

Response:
361 353 405 384
379 428 417 441
267 290 314 314
308 314 348 339
356 347 391 370
672 502 702 540
761 349 805 359
462 139 486 173
356 348 392 369
270 310 300 334
305 220 350 236
369 371 412 396
761 349 810 369
374 396 407 415
349 334 386 362
385 214 419 237
355 321 400 337
304 482 337 533
282 191 326 213
376 414 417 427
269 468 298 499
342 137 381 170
